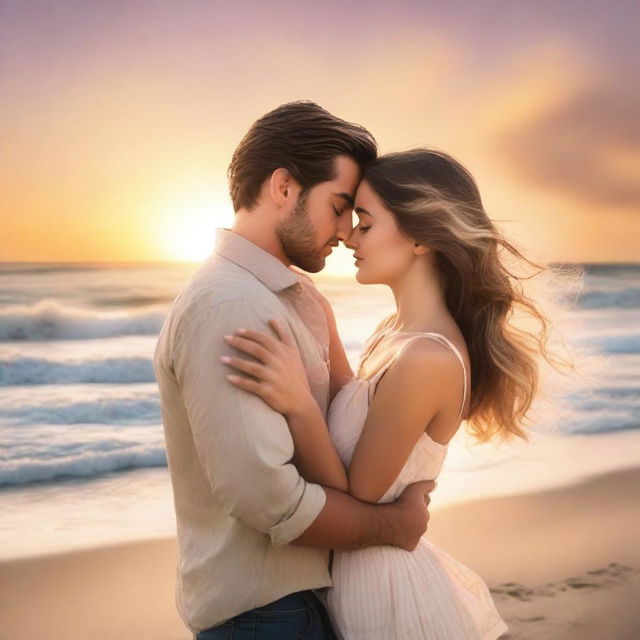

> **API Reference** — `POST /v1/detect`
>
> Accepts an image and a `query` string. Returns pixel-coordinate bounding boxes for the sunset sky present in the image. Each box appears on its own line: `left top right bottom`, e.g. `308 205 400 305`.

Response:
1 0 638 274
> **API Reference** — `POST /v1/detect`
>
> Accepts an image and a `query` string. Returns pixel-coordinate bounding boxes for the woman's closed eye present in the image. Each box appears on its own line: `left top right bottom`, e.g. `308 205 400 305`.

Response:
358 226 371 233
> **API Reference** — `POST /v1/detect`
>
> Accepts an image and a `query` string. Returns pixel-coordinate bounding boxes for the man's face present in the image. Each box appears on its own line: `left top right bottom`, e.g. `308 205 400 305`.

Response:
277 154 361 272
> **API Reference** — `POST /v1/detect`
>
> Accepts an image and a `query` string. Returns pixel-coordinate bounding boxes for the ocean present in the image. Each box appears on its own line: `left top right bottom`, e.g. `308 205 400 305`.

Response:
1 261 639 559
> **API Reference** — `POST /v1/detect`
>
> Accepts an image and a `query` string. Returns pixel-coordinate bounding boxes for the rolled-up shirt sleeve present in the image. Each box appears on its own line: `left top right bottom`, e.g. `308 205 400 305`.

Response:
173 297 326 546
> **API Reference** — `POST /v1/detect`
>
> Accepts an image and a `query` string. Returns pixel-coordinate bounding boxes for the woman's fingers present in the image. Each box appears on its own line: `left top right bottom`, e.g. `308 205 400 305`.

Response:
224 334 272 363
233 328 279 351
221 355 268 381
226 373 265 398
268 318 296 347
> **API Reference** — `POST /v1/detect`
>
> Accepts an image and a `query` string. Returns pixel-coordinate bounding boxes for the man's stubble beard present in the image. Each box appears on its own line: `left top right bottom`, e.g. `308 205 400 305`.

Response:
276 190 326 273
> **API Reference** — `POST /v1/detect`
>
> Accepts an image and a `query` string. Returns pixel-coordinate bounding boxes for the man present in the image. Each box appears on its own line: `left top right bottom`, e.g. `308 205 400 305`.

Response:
154 101 435 639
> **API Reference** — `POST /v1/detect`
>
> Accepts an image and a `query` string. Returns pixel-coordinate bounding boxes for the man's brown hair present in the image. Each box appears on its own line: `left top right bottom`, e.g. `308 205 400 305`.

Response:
228 101 377 212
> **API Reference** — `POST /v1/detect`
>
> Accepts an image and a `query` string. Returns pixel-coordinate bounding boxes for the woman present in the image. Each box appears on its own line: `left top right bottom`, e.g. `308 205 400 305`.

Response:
222 148 563 639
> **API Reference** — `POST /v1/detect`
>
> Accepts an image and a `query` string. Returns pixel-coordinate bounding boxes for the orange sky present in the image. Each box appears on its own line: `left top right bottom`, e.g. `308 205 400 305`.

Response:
1 1 638 274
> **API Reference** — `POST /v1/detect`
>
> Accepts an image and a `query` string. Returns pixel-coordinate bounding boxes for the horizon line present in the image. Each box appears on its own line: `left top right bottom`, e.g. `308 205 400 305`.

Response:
1 259 639 268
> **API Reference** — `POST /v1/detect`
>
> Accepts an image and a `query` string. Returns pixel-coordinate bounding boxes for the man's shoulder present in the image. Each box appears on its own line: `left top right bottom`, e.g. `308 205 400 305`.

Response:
184 255 278 304
168 255 289 333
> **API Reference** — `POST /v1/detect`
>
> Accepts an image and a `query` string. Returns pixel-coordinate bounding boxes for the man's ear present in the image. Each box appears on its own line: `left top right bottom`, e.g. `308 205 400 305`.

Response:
268 167 295 207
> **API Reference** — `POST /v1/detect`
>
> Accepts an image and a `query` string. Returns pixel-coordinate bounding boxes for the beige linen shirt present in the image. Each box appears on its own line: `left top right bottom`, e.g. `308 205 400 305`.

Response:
154 228 333 633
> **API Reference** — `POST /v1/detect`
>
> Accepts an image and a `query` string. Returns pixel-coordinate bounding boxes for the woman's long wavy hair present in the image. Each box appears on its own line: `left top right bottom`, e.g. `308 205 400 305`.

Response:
361 148 574 442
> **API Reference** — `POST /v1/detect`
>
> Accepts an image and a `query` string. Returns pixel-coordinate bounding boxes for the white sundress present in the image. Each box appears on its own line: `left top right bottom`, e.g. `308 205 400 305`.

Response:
322 332 508 640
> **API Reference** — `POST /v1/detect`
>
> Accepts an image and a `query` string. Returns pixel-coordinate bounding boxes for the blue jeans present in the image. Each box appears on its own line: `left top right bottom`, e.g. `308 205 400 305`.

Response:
195 590 338 639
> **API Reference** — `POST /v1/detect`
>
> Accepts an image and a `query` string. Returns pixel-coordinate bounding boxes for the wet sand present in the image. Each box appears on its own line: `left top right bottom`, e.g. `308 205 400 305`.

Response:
1 467 638 639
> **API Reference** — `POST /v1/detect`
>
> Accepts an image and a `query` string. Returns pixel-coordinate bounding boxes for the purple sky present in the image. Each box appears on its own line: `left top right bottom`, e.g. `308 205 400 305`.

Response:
1 0 638 263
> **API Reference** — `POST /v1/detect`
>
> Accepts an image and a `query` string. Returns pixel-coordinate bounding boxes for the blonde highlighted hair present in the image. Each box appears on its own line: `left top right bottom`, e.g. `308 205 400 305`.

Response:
361 149 574 442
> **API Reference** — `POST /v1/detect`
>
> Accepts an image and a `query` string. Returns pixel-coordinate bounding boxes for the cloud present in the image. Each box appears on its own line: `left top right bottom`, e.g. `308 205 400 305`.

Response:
495 76 640 212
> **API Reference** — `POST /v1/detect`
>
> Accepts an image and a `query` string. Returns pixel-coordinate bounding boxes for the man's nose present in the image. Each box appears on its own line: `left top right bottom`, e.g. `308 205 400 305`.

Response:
342 227 358 250
336 213 355 243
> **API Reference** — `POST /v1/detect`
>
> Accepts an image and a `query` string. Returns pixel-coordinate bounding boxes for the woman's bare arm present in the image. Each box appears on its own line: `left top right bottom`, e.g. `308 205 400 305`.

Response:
348 338 464 502
286 397 349 492
287 337 464 503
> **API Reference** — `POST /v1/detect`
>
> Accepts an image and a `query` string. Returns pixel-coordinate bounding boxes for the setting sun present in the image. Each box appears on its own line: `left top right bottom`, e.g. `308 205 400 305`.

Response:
153 185 234 261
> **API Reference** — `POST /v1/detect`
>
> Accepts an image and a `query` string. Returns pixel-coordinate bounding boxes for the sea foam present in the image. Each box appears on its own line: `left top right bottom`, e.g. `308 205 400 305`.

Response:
0 356 155 385
0 300 166 341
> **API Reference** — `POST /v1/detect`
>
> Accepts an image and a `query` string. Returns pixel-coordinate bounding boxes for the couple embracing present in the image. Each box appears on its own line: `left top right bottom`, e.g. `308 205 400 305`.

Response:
155 101 551 639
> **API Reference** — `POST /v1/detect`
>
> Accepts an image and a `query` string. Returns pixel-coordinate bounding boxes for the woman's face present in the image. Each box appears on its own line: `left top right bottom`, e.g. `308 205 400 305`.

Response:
345 180 417 285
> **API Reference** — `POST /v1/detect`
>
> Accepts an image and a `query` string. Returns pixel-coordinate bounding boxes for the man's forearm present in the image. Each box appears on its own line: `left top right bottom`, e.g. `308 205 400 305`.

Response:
290 487 400 551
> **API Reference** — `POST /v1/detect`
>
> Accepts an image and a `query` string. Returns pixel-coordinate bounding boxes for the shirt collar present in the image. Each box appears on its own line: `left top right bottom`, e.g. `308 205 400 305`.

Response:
214 228 302 293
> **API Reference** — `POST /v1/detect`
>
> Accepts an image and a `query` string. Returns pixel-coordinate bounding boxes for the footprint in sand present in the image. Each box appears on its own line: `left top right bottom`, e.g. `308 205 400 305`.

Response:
490 564 640 639
490 563 638 602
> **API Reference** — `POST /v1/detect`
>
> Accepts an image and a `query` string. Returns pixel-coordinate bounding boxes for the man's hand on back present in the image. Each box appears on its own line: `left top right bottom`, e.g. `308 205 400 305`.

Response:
389 480 436 551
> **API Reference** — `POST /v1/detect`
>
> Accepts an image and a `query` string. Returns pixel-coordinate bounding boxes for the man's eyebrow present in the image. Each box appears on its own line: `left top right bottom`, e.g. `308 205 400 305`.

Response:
333 192 355 207
354 207 373 217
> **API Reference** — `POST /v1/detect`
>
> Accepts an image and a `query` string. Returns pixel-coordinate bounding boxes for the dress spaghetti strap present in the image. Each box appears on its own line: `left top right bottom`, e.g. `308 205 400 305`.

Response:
367 332 468 420
421 333 468 421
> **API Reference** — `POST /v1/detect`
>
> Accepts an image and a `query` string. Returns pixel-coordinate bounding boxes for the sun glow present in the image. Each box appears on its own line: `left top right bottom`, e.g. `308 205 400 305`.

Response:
154 185 234 261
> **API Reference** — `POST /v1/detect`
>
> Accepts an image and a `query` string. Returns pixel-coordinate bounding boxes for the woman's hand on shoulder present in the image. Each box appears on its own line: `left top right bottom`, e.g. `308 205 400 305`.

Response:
221 319 316 417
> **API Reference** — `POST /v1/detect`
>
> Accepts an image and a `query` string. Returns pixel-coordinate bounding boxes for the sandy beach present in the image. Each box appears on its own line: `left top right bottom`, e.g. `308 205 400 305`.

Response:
1 466 638 640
